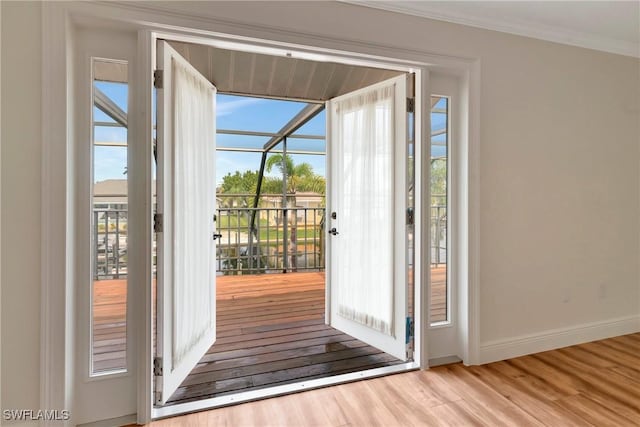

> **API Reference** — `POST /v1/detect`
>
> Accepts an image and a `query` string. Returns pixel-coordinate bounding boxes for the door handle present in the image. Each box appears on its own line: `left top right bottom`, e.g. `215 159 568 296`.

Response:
213 233 223 241
329 228 339 236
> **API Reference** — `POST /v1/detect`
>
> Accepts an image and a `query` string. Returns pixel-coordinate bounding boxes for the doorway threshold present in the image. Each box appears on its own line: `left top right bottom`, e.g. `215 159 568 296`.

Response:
152 272 417 418
153 362 419 419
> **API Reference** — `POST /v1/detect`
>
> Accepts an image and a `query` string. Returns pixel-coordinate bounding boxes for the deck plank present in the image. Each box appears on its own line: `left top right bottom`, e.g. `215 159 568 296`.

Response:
92 269 446 393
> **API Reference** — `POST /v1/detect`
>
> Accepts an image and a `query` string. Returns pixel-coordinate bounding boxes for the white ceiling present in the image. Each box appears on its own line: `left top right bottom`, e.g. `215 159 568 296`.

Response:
344 1 640 58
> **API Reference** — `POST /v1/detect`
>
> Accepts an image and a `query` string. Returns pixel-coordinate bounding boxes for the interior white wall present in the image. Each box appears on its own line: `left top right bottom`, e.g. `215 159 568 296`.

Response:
1 1 42 422
1 0 638 419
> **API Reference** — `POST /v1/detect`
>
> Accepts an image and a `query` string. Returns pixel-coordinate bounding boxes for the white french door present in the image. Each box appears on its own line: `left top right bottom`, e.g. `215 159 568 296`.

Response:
155 40 218 405
327 75 410 361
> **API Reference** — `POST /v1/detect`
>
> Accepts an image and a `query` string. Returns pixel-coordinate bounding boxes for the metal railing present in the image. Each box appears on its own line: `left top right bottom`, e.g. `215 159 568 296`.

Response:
94 209 128 280
431 195 447 266
92 201 448 280
216 206 325 275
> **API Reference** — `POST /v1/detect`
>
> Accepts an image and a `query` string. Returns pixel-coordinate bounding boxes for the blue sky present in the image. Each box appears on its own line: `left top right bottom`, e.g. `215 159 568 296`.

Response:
215 94 326 185
93 87 446 184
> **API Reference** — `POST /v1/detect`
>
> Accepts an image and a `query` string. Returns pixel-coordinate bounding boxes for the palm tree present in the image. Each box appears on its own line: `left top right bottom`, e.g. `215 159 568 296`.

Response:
265 154 315 194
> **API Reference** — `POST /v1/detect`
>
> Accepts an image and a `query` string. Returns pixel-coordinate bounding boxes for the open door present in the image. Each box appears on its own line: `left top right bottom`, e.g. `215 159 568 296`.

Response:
155 40 217 404
327 75 410 361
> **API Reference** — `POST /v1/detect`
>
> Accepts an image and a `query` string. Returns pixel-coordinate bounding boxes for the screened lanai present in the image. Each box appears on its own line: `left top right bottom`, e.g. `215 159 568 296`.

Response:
214 94 327 275
169 39 406 276
90 42 450 406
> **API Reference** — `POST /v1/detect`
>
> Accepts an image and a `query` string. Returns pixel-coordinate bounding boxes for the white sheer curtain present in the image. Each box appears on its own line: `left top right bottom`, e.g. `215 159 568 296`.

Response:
172 57 216 366
334 83 395 336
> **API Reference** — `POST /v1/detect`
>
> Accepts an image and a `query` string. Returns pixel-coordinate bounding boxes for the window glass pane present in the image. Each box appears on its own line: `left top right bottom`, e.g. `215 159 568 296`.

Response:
91 59 128 374
430 96 448 325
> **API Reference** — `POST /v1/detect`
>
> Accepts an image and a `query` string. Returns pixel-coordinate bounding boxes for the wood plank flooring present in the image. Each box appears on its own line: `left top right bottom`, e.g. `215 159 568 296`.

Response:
147 333 640 426
429 266 446 323
92 267 447 374
166 272 403 404
92 279 127 372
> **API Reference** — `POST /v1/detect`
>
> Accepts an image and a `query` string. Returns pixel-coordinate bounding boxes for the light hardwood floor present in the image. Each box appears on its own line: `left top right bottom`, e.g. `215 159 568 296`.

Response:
146 333 640 426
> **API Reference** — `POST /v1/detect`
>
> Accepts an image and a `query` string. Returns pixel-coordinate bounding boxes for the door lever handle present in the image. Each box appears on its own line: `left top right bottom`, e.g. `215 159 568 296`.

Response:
329 228 339 236
213 233 223 241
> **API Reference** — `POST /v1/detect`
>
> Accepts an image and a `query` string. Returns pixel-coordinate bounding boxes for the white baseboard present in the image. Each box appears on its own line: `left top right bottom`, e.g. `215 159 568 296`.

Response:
76 414 136 427
479 315 640 365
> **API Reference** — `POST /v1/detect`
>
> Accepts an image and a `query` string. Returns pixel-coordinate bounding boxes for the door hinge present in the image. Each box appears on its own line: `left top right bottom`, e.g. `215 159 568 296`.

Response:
406 207 414 226
153 357 163 376
153 356 163 405
154 390 162 406
153 213 163 233
406 97 415 113
154 70 164 89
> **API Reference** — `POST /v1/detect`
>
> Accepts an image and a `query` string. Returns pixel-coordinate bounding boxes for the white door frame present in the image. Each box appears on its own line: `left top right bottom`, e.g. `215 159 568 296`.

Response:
40 2 480 424
151 30 422 419
427 72 464 364
72 27 139 425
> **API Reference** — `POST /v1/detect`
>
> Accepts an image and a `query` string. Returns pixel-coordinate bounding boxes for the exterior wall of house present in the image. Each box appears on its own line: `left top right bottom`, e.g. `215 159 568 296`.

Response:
1 0 638 420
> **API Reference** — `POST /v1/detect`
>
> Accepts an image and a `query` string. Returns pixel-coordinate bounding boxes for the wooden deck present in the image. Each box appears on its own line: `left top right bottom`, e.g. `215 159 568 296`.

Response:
92 267 447 399
167 272 404 404
92 279 128 373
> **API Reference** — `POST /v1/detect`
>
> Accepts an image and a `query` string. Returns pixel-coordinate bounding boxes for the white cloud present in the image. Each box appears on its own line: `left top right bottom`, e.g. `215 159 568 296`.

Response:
216 97 265 117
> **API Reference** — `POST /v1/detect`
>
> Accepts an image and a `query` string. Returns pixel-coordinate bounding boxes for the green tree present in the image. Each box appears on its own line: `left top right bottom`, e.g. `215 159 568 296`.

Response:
431 158 447 206
266 154 325 195
220 170 259 193
219 170 259 207
217 156 325 207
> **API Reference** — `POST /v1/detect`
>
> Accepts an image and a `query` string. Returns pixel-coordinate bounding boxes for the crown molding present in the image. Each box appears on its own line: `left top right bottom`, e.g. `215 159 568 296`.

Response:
342 1 640 58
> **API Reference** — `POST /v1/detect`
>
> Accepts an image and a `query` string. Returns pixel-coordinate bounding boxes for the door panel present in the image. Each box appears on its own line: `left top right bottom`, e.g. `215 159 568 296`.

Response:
156 40 217 404
327 75 409 361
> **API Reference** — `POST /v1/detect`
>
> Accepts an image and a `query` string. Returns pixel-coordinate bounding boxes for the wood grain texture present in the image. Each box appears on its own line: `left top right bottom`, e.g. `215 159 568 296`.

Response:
166 272 403 404
92 269 447 373
143 333 640 426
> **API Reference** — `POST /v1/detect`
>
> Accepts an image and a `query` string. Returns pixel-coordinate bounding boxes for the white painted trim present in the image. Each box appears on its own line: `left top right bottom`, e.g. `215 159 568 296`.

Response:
341 1 640 58
57 1 475 72
429 355 462 367
134 29 154 425
0 2 3 416
467 60 482 365
77 414 136 427
41 3 75 425
480 315 640 365
416 68 430 369
152 362 419 419
324 98 332 327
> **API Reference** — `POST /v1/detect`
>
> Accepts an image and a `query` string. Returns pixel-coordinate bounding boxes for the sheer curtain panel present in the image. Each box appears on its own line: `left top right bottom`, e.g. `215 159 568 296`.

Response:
172 57 216 366
333 83 395 336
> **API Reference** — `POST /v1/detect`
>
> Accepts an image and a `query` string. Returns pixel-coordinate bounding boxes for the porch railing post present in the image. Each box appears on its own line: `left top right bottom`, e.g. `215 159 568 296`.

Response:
282 137 288 273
